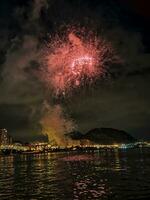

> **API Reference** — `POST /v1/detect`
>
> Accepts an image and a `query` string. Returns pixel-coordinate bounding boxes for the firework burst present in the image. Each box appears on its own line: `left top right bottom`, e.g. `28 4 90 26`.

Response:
41 28 114 96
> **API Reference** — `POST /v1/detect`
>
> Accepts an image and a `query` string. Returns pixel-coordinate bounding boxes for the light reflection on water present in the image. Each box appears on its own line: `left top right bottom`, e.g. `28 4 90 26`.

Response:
0 149 150 200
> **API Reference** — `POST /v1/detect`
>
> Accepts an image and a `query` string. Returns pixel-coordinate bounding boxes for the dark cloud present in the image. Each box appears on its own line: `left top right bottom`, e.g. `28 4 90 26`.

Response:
0 0 47 140
66 74 150 139
0 0 150 140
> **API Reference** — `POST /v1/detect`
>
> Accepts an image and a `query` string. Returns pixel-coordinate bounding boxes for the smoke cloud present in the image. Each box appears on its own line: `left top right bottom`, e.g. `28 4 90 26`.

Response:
0 0 77 144
40 102 76 146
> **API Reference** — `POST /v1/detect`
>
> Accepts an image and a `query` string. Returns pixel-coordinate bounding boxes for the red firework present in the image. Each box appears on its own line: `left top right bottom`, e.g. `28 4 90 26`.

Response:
42 28 113 96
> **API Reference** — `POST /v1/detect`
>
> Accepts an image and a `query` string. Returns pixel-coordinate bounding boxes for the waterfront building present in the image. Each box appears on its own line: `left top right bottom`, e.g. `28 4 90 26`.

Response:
0 129 12 145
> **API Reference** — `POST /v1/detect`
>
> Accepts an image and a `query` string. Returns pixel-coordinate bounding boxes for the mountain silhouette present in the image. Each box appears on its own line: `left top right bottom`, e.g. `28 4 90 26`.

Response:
67 128 136 144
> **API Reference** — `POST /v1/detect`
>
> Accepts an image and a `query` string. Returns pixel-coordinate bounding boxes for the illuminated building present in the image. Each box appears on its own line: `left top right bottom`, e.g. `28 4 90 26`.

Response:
0 129 12 145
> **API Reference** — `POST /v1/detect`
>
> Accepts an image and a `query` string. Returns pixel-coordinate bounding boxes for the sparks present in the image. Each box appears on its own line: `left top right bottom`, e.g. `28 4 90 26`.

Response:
41 28 114 96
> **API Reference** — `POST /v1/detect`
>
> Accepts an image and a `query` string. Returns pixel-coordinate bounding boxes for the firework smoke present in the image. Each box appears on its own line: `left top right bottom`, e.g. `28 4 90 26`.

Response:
41 28 114 96
40 102 77 146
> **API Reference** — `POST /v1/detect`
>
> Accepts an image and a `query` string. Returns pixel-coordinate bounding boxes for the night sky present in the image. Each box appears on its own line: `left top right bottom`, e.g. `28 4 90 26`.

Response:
0 0 150 141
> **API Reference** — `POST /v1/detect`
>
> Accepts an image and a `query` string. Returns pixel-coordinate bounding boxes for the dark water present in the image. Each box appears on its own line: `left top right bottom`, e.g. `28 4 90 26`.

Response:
0 149 150 200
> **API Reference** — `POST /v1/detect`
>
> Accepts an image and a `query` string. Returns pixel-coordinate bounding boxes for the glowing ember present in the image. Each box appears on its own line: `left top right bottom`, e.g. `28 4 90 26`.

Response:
41 28 113 96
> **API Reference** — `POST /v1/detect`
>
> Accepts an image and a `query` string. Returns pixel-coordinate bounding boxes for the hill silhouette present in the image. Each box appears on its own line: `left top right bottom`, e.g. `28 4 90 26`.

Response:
67 128 136 144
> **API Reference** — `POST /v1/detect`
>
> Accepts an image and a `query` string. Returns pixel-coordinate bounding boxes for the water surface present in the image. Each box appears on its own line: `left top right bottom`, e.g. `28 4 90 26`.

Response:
0 148 150 200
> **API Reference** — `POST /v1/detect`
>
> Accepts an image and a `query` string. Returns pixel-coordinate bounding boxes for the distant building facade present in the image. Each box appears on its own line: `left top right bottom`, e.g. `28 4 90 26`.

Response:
0 129 12 145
